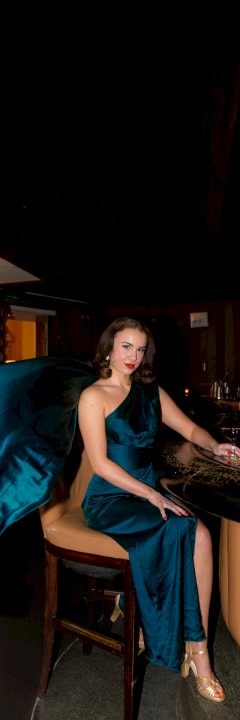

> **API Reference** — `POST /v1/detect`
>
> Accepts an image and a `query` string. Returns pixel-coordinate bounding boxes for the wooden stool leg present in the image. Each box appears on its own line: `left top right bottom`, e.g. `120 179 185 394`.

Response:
38 551 58 697
123 564 137 720
83 575 95 656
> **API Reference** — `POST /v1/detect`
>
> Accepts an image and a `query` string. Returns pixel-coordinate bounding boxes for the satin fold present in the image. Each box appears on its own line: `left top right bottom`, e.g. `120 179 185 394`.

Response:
0 356 97 534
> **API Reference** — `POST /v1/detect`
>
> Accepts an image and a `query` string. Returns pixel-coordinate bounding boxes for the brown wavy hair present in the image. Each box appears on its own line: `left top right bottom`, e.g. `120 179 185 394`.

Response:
92 317 157 383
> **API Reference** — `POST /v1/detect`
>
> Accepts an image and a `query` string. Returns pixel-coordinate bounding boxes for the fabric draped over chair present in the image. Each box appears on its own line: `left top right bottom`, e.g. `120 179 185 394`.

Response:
0 356 97 534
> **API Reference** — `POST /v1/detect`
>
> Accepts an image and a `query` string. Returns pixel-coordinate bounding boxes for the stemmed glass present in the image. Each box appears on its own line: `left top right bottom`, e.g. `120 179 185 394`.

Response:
222 427 239 458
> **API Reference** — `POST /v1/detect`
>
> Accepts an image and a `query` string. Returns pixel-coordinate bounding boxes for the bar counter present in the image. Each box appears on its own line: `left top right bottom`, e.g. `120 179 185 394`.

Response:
159 436 240 522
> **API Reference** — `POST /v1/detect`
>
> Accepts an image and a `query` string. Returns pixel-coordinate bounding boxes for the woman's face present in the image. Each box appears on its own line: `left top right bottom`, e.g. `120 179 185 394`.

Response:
109 328 147 376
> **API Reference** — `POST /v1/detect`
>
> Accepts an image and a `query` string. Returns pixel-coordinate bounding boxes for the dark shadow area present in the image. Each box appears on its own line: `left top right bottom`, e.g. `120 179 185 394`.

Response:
152 313 190 404
0 509 44 616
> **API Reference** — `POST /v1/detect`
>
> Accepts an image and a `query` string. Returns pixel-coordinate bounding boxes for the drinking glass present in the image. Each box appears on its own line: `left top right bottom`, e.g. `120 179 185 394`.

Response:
222 427 239 458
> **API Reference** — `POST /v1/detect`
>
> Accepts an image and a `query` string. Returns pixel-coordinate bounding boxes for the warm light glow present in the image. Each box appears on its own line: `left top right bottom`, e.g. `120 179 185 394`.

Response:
184 388 190 397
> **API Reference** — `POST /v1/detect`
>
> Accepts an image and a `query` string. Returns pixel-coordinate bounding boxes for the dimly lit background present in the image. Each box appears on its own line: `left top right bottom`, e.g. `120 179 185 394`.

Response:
0 14 240 308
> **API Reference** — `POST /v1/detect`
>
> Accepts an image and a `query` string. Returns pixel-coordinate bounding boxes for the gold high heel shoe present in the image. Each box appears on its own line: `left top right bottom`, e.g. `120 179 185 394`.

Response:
181 642 225 703
110 593 145 652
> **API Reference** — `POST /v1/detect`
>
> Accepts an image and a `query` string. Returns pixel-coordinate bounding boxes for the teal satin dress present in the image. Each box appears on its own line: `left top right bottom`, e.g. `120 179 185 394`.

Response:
82 381 205 672
0 356 96 534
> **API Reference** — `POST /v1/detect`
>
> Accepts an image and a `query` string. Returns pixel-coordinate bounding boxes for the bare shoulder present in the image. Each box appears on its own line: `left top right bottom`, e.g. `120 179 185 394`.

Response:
158 386 170 401
159 386 178 409
79 381 107 405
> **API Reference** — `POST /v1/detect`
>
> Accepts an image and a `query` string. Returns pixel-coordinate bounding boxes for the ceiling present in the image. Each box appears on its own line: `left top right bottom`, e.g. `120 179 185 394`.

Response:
0 258 40 284
0 19 240 310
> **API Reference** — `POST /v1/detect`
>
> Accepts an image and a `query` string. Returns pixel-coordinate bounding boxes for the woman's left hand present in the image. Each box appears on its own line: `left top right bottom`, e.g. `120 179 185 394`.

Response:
213 443 240 458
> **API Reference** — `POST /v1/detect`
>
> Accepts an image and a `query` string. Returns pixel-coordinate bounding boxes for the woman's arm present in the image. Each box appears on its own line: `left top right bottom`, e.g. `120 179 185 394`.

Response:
159 386 240 458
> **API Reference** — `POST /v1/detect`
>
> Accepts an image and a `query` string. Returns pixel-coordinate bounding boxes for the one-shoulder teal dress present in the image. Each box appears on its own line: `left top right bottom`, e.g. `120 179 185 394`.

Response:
82 381 205 672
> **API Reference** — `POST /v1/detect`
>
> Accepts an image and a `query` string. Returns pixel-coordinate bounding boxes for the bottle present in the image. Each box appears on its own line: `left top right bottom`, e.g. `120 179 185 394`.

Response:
217 381 223 400
223 382 229 400
211 381 218 399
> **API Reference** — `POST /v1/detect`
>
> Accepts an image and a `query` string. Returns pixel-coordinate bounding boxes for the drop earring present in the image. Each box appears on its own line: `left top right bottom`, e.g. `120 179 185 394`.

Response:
106 355 110 361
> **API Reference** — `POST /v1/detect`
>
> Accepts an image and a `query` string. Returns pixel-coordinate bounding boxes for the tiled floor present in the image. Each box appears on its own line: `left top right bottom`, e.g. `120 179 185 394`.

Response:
0 511 45 720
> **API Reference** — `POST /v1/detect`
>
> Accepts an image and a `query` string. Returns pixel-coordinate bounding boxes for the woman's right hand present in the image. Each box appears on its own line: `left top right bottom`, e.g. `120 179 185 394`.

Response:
149 489 190 521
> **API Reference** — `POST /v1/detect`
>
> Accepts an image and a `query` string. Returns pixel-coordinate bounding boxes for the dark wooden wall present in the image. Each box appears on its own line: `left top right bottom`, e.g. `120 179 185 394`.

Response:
105 298 240 399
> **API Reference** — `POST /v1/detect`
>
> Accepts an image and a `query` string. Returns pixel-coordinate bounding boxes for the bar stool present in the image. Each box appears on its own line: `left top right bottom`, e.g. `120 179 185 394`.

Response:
38 442 145 720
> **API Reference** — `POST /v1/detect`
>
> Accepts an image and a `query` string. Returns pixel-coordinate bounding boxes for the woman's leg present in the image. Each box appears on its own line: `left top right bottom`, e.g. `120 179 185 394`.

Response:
188 518 224 696
194 518 213 642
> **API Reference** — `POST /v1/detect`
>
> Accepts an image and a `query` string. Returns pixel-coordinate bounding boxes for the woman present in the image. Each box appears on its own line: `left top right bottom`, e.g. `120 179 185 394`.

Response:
78 316 238 704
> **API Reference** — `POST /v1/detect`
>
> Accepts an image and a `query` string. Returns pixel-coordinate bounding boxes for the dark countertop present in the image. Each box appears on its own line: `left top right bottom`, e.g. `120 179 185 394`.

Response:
159 437 240 523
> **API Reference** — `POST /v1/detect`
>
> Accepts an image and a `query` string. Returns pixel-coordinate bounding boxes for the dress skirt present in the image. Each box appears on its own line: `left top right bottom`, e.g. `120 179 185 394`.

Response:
82 491 205 672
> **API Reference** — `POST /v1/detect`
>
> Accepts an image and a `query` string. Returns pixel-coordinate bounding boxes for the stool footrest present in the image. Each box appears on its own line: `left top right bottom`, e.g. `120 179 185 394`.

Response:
52 616 124 655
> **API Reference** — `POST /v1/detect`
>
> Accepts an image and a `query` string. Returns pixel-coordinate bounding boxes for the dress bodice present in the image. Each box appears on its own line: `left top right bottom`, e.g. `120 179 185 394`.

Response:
106 381 161 451
83 381 162 497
